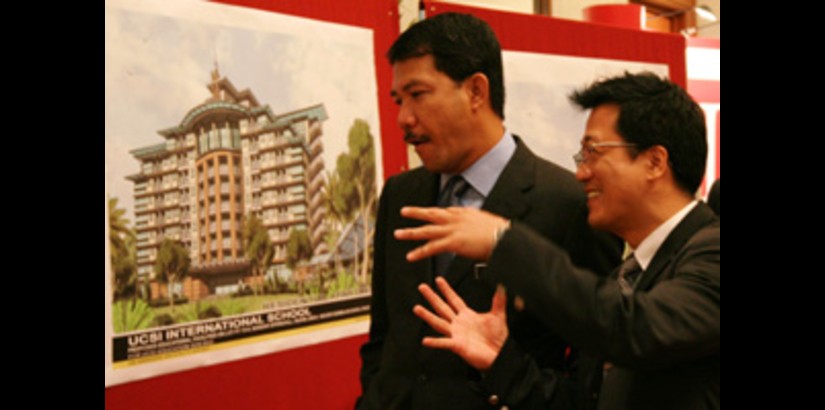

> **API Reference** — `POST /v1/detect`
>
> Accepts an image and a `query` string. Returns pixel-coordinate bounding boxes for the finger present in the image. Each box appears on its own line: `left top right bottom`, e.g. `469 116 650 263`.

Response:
394 224 451 241
406 236 455 262
491 284 508 319
401 207 451 224
434 277 468 312
422 336 458 351
418 283 456 321
413 305 451 336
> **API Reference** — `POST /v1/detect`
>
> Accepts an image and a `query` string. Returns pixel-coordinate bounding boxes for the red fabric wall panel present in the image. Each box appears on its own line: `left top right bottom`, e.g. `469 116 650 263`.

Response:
716 110 722 179
106 334 369 409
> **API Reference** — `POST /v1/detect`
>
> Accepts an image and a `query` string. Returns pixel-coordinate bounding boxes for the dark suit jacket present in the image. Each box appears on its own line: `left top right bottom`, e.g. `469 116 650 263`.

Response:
485 202 720 410
358 138 622 409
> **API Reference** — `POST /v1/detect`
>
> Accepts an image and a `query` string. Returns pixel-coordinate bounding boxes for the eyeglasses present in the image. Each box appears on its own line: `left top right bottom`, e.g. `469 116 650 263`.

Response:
572 142 637 167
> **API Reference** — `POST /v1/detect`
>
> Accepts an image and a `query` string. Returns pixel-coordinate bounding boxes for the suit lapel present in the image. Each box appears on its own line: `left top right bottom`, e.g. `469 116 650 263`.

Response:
482 138 535 220
399 169 440 209
442 138 536 287
398 170 440 285
635 203 717 291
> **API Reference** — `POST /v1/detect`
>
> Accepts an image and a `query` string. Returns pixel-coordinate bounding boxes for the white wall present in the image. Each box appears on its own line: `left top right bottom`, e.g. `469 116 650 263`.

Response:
553 0 626 21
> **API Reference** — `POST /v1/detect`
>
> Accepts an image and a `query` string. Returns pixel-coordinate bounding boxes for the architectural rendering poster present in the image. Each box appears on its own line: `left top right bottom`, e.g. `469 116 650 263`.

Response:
105 0 382 386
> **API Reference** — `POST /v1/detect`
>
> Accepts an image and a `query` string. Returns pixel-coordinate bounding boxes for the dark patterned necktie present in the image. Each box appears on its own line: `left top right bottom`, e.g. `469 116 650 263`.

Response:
617 254 643 294
433 175 469 276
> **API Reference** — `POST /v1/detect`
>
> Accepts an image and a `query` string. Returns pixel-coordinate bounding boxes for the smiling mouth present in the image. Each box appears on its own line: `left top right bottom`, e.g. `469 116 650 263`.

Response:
404 132 430 146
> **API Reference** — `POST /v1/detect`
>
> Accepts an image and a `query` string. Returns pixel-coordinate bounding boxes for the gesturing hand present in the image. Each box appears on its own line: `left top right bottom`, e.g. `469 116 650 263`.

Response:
394 206 509 262
413 277 509 371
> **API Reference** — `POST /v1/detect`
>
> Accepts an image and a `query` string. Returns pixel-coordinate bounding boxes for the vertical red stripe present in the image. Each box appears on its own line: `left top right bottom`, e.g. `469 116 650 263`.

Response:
687 80 720 103
687 37 720 49
716 109 722 179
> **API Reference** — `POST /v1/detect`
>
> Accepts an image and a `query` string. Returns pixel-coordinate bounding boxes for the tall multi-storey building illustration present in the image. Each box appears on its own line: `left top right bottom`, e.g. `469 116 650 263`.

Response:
127 67 328 301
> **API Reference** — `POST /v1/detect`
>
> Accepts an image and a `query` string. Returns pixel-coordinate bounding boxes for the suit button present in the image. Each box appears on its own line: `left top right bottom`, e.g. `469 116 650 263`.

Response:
417 374 427 383
514 296 525 311
488 395 499 405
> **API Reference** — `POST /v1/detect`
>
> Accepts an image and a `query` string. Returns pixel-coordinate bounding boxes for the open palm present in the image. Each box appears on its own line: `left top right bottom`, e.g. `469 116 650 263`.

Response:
413 277 509 371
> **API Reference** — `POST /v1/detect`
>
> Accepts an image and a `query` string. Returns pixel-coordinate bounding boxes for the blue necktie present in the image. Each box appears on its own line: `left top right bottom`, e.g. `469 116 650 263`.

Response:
433 175 469 276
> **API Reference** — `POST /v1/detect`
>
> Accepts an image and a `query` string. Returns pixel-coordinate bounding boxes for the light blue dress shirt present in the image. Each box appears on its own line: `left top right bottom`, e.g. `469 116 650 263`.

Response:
439 130 517 209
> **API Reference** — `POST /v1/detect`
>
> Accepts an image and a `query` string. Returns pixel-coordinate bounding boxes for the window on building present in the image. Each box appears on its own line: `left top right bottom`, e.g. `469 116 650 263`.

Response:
232 125 241 148
221 125 231 149
209 128 219 151
199 131 208 154
290 204 307 216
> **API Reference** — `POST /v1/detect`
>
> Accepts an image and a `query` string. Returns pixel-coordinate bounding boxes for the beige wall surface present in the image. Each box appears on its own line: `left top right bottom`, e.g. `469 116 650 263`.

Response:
400 0 718 37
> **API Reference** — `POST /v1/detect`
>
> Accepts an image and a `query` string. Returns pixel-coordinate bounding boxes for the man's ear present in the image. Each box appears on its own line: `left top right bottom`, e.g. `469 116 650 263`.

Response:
644 145 670 180
465 72 490 111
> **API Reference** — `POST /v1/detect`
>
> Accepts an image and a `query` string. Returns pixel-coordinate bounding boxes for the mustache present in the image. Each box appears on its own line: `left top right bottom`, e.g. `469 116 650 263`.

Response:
404 132 431 144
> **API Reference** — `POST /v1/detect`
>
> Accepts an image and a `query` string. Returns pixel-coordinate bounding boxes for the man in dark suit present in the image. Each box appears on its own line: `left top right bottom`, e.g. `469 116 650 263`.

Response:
397 72 720 410
357 12 621 410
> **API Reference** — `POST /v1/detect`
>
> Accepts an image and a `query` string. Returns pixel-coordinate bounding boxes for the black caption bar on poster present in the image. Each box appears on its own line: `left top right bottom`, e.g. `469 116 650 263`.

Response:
112 295 370 362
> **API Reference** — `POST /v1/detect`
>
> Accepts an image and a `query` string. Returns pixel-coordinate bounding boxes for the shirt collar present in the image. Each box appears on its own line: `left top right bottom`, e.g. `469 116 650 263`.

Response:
631 200 699 270
440 130 516 197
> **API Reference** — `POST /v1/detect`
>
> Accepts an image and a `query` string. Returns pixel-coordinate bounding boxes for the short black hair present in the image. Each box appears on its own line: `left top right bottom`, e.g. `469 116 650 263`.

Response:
387 12 505 119
570 72 707 195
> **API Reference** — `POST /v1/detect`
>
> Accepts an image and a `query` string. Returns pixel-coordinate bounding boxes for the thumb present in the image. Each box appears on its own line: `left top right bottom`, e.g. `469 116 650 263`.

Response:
491 284 507 318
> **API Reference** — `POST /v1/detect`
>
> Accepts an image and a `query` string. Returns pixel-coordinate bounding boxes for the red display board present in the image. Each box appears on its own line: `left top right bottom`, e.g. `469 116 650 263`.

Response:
106 2 694 409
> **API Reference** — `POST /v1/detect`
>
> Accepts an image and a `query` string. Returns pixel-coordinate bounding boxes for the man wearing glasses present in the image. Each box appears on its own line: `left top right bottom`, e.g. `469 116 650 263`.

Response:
395 71 720 410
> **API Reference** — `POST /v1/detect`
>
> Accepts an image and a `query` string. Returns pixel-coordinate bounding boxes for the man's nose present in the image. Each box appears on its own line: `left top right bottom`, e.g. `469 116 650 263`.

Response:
397 102 416 130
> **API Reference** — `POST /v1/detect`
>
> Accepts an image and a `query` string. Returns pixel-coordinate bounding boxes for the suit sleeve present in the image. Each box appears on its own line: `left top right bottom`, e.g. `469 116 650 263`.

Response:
472 171 622 409
474 336 583 410
356 177 394 409
486 221 720 370
473 208 621 410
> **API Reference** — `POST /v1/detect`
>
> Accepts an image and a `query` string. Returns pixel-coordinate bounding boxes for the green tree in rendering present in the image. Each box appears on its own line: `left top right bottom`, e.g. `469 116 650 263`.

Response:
112 297 154 333
286 228 314 294
243 213 274 295
321 170 346 273
109 197 137 300
154 238 191 310
286 228 312 270
335 119 377 285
